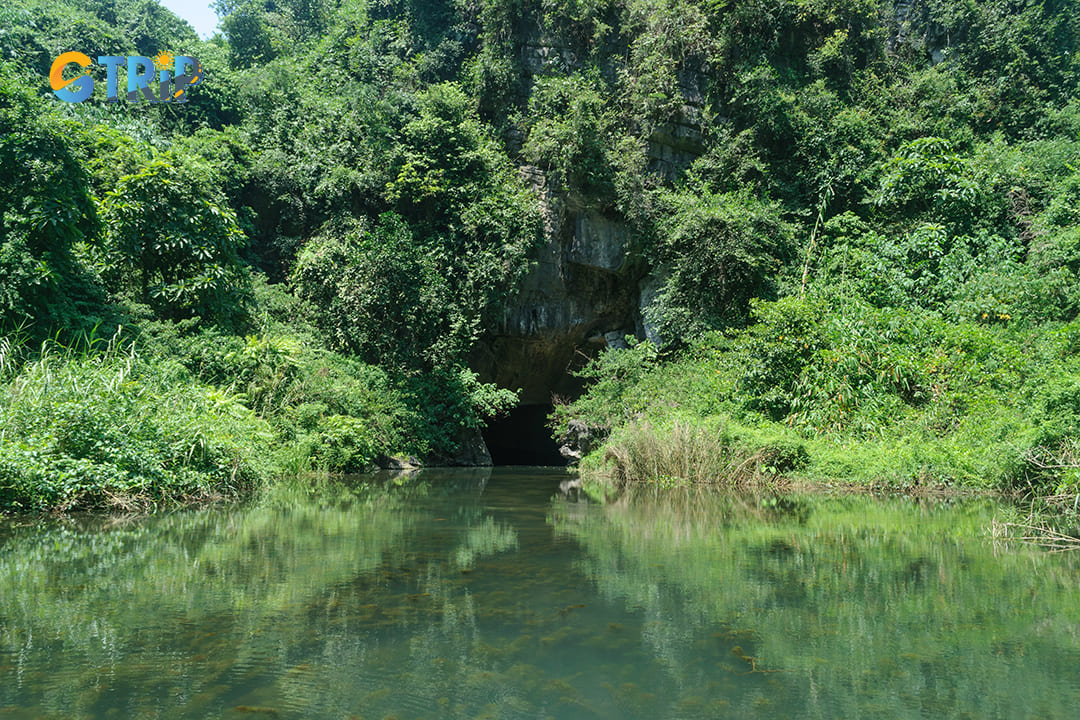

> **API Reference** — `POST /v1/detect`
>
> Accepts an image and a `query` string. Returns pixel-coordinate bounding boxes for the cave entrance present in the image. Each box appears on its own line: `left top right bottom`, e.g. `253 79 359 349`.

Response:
483 403 566 466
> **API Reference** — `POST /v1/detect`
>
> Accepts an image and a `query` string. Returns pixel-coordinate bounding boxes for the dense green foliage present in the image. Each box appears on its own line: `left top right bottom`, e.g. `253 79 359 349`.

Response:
1 0 1080 510
0 70 103 334
559 302 1080 499
527 0 1080 503
0 333 272 511
97 153 250 322
0 0 542 510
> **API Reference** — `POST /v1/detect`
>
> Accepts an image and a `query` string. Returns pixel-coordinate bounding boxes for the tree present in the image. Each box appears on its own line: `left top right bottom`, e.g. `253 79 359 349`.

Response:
99 153 250 323
0 67 103 335
645 184 793 342
291 213 454 369
385 82 542 345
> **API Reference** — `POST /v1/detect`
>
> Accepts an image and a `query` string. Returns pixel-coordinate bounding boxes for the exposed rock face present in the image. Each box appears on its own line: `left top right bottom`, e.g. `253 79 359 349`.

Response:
570 211 628 272
378 454 422 470
889 0 951 65
557 418 598 464
636 268 668 346
471 40 706 406
521 35 579 75
648 68 707 180
470 164 648 404
445 426 494 467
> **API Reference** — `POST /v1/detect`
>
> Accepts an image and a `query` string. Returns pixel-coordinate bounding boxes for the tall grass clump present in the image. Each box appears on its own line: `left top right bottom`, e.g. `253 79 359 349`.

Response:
0 333 273 513
579 417 808 496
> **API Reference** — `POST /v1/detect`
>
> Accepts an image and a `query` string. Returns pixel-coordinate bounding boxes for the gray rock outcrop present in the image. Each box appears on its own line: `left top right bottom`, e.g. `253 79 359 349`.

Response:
471 34 705 404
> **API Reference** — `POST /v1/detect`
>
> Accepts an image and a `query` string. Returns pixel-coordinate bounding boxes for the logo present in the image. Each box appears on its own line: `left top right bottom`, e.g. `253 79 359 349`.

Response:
49 51 204 104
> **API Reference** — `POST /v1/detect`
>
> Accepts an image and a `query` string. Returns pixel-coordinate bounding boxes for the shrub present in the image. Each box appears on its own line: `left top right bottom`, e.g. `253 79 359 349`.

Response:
291 213 454 368
0 335 272 513
522 70 617 194
644 185 793 342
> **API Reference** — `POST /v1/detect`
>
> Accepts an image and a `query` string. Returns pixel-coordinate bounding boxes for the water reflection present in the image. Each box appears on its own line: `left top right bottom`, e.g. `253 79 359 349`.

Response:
1 471 1079 719
554 486 1080 719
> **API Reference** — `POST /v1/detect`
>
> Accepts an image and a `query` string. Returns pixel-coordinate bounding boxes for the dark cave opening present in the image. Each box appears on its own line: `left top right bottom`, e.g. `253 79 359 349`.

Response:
483 403 567 466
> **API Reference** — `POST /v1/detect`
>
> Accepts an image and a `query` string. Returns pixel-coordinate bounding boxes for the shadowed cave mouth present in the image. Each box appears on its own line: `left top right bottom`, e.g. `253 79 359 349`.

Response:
483 403 567 466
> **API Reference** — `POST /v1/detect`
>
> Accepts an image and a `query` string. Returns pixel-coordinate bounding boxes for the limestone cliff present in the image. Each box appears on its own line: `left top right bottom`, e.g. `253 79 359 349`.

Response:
471 32 707 404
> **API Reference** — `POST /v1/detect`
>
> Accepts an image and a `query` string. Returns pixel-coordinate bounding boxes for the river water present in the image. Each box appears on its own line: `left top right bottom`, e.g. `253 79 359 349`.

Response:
1 467 1079 719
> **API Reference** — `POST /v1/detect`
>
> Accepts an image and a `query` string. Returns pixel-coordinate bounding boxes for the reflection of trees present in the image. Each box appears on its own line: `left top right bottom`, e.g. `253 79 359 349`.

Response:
454 517 519 569
553 489 1080 719
0 468 553 720
0 476 422 717
18 476 1070 720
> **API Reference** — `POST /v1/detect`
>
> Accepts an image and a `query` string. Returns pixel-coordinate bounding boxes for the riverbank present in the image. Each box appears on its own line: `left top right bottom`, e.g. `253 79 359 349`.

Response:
0 281 517 515
555 295 1080 513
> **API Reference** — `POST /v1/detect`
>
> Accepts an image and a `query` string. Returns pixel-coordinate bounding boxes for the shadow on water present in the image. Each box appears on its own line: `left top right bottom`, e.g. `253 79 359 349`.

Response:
2 471 1080 718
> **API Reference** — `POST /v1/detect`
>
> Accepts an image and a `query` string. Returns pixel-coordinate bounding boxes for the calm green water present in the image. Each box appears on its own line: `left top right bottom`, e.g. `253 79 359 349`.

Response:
2 468 1079 719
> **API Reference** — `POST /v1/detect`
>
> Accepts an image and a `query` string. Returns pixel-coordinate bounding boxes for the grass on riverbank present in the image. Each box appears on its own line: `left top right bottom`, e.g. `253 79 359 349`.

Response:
0 333 273 513
579 417 809 499
0 280 517 515
557 295 1080 503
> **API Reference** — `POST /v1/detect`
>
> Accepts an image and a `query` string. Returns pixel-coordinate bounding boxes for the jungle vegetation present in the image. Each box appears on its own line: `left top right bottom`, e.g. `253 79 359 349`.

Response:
1 0 1079 512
